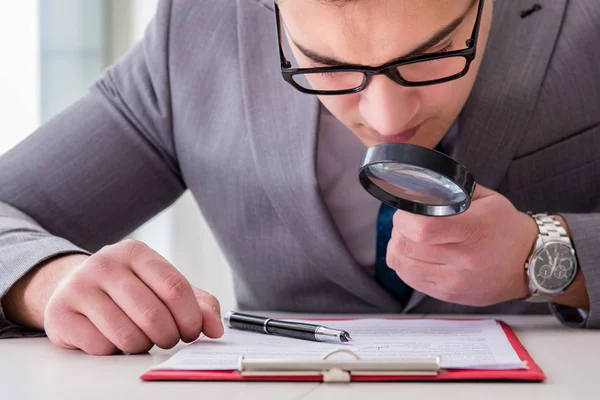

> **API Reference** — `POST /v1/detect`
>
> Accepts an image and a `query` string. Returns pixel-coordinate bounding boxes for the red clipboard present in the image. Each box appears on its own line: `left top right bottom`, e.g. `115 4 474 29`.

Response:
141 319 545 383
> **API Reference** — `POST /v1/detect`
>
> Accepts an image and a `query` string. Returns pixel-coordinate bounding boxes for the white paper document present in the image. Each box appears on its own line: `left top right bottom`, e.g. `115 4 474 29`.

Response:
152 319 526 371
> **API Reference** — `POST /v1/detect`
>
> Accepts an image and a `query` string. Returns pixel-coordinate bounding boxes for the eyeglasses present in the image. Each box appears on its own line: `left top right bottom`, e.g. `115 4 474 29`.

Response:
275 0 484 96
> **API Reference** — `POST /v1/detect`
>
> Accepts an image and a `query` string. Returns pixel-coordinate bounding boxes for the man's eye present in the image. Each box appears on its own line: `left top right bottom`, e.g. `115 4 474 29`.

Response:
435 42 455 53
420 43 456 64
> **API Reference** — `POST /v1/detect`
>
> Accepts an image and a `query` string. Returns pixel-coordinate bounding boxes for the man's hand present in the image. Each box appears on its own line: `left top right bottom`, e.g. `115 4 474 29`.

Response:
4 239 223 355
387 185 538 307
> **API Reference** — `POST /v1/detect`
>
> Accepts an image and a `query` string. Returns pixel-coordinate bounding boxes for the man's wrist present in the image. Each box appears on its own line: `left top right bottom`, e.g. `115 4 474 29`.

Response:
555 215 571 236
553 269 589 309
552 216 589 309
521 214 589 309
515 211 539 300
1 254 89 330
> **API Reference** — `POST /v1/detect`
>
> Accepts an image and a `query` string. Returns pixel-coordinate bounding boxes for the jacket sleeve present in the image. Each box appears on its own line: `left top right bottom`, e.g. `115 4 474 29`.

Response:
0 0 186 338
551 213 600 329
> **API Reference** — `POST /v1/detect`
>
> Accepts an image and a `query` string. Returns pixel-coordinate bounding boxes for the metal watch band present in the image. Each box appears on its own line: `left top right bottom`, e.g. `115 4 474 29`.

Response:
525 213 575 302
532 213 570 245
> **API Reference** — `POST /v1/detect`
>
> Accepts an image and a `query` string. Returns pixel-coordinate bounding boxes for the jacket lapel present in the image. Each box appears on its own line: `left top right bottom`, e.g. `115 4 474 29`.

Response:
405 0 568 313
236 0 401 311
454 0 568 188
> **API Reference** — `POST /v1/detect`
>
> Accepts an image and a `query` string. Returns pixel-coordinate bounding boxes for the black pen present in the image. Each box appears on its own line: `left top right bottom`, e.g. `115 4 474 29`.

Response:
223 311 352 344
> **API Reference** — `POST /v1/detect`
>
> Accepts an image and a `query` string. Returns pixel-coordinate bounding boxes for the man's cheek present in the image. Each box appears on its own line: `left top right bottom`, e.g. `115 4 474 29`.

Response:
318 94 358 118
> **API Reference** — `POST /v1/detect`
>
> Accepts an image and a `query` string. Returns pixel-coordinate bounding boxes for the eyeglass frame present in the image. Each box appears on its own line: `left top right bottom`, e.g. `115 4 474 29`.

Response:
274 0 484 96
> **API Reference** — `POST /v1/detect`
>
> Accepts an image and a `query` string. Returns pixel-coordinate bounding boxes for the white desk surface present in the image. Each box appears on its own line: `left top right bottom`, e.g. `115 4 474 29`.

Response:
2 314 599 400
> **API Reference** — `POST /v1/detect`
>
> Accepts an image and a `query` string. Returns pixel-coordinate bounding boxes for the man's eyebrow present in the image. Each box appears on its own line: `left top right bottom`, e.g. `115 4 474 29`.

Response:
292 0 478 67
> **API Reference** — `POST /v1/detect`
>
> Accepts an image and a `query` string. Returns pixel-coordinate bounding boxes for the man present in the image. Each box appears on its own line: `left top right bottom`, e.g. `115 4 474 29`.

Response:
0 0 598 356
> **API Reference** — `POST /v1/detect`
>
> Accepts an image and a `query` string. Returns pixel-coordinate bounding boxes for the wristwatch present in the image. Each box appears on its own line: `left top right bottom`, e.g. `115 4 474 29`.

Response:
524 213 578 302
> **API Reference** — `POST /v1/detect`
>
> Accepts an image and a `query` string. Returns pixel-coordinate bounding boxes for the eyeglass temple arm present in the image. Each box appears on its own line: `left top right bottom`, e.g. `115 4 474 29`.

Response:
466 0 484 48
274 2 292 68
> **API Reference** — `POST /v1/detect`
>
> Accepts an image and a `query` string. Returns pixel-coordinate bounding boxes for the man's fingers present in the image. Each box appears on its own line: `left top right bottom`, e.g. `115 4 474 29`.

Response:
135 264 203 343
118 241 204 343
390 231 465 265
390 185 496 247
388 252 472 304
193 287 224 339
392 209 481 245
387 251 447 286
44 300 118 355
77 290 153 354
471 184 496 201
56 312 119 356
386 253 440 297
102 272 182 349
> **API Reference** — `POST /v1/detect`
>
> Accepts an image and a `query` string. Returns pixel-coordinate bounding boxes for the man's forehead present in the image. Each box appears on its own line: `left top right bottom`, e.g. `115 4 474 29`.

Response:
281 0 476 66
283 0 464 13
282 0 473 32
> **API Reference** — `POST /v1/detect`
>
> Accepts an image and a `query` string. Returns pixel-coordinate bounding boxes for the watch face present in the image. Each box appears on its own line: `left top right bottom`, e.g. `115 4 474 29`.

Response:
531 242 576 292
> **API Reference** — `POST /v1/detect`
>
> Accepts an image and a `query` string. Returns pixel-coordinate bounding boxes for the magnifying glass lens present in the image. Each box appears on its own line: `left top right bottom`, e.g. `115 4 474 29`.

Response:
365 163 467 206
358 144 476 216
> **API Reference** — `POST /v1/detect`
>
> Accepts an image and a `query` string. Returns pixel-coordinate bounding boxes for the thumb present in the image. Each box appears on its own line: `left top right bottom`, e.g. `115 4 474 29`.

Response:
192 286 225 339
471 183 496 201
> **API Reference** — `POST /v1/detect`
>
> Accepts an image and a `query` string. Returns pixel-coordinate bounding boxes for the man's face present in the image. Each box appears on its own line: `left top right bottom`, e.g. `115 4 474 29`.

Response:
280 0 493 148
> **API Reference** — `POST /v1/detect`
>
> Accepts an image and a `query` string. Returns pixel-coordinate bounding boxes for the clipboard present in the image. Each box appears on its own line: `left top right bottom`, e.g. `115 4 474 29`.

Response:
141 320 546 383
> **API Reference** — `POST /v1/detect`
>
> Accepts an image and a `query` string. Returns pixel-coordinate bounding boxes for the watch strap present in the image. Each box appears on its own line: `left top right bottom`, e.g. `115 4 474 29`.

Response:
525 213 576 302
532 213 570 245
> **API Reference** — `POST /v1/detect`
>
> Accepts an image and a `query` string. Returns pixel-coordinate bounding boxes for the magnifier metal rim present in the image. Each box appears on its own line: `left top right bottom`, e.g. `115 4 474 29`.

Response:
359 143 476 216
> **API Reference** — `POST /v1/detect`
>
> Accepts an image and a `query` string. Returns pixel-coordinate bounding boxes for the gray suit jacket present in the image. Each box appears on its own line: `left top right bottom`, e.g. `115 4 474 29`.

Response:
1 0 600 337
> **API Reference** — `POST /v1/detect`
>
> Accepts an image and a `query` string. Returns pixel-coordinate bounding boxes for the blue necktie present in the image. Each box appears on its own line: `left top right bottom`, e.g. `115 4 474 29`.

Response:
374 141 447 305
374 202 414 305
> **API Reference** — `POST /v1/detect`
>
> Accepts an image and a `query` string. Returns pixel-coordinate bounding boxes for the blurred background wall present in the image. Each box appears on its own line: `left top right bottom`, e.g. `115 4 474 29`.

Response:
0 0 236 311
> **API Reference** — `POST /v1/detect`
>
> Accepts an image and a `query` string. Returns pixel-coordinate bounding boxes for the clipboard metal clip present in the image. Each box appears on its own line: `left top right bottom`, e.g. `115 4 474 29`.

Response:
238 348 441 383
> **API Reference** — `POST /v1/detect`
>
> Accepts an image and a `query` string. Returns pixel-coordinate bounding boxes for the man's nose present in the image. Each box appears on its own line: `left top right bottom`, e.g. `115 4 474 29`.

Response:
358 75 420 136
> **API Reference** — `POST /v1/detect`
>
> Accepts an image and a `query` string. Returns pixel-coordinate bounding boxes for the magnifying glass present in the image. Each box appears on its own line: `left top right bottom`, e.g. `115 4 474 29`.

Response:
358 144 476 217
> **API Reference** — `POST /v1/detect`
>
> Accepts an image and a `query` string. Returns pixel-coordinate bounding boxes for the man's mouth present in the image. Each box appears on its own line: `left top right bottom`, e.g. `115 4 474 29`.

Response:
365 123 422 144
